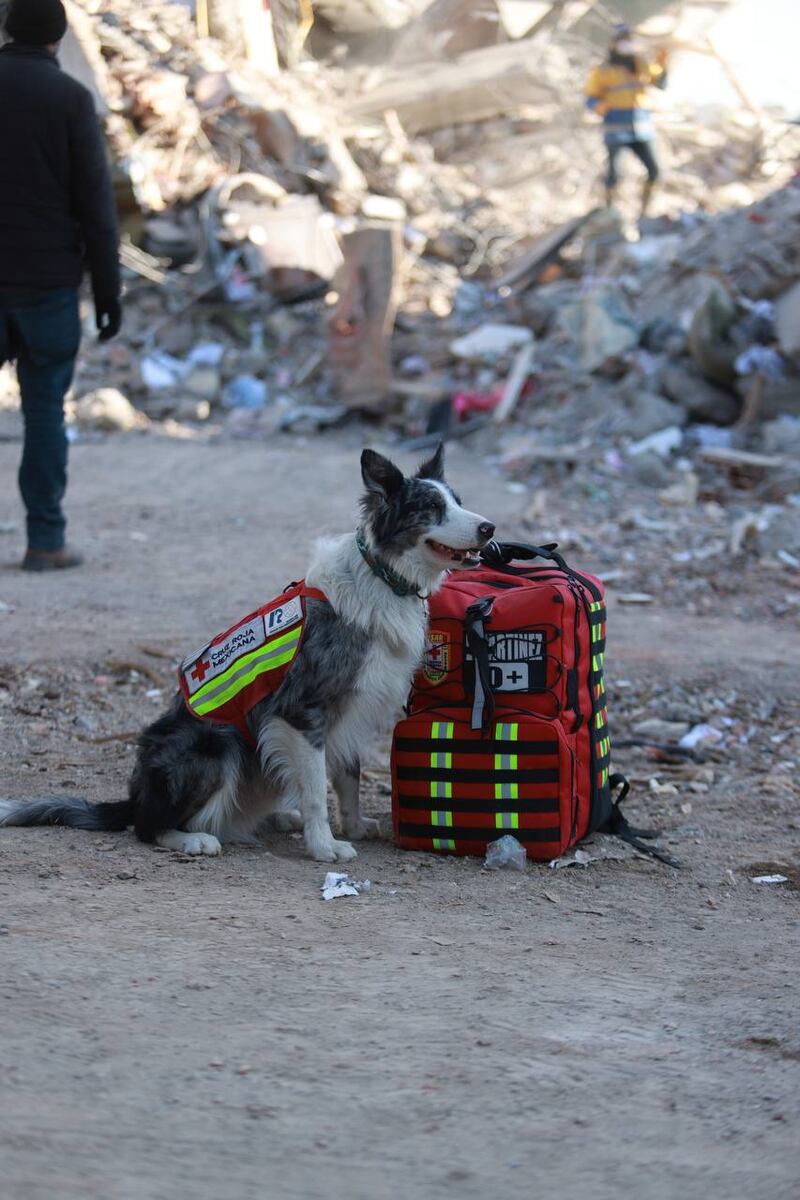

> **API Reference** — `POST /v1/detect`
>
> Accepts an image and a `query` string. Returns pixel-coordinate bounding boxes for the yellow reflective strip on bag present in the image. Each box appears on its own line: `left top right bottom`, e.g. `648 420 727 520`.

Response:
495 812 519 829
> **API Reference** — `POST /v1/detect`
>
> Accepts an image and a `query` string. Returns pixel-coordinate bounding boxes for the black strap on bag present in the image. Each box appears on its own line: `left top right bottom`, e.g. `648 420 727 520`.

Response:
464 597 495 732
481 540 571 573
605 774 682 868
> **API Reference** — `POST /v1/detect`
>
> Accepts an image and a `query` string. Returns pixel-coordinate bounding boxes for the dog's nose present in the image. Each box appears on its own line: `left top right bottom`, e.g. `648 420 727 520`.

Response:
478 521 495 541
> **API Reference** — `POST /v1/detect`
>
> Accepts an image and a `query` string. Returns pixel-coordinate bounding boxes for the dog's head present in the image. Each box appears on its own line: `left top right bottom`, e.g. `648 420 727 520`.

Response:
360 445 495 592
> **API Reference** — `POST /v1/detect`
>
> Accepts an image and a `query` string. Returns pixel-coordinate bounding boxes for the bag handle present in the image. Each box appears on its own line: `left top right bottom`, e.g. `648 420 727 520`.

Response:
464 597 495 733
481 540 571 573
606 774 683 869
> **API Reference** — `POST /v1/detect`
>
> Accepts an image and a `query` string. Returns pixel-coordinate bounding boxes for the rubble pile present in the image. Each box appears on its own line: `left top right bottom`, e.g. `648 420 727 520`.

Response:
0 0 798 615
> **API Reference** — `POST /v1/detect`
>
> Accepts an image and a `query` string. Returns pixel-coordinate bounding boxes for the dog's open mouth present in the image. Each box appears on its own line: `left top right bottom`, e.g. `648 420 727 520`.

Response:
426 538 482 568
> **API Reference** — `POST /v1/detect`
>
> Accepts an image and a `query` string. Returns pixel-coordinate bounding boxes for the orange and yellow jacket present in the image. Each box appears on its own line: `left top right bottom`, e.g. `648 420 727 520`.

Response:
585 57 667 144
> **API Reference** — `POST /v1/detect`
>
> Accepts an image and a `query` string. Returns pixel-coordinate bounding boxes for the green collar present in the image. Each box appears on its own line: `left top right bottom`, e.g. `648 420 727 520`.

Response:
355 529 424 599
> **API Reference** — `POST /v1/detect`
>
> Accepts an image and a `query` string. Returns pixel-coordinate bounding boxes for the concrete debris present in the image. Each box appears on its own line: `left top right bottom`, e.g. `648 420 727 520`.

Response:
328 223 402 411
392 0 504 64
6 0 793 603
72 389 144 432
557 289 638 372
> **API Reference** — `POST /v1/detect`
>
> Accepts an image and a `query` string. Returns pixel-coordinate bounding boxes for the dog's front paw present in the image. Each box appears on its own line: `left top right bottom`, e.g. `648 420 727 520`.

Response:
157 830 222 856
305 829 358 862
343 816 381 841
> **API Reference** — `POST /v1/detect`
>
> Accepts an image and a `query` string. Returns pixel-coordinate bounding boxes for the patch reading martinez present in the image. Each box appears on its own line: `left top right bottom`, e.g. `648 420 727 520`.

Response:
182 594 303 696
465 630 547 692
422 630 450 685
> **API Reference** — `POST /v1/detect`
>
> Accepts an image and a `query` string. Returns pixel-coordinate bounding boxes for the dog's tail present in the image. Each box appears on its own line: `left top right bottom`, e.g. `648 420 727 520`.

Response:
0 796 134 832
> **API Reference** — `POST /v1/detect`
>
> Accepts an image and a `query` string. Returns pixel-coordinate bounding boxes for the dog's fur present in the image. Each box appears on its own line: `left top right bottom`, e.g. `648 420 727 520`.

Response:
1 446 493 861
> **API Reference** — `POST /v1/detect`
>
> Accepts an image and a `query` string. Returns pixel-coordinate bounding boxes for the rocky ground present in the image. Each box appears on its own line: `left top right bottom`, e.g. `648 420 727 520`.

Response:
1 433 798 1199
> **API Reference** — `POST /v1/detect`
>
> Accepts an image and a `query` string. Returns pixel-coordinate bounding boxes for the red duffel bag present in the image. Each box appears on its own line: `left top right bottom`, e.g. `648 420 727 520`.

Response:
391 542 678 865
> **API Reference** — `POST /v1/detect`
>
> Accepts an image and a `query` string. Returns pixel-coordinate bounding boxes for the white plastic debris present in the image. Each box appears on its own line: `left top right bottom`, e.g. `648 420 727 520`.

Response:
734 345 785 378
750 874 788 885
549 848 592 869
627 426 683 459
679 724 724 750
141 351 186 390
186 342 226 367
321 872 371 900
483 835 527 870
450 323 533 360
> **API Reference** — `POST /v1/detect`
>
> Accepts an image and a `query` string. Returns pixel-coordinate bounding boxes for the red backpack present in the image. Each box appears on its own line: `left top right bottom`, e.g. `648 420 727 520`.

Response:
391 542 678 865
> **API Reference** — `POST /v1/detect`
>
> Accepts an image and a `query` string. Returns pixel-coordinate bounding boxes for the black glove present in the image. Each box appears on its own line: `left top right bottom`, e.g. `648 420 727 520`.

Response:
95 297 122 342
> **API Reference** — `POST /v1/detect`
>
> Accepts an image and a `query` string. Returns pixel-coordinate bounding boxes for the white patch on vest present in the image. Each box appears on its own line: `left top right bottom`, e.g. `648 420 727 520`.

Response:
182 594 305 695
263 594 302 636
184 616 266 695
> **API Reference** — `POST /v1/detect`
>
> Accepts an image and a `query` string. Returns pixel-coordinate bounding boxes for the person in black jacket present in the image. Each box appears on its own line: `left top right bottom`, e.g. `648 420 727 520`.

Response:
0 0 121 571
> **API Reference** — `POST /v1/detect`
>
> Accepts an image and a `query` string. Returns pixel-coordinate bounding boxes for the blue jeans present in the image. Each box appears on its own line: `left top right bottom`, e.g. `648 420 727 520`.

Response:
605 138 660 188
0 287 81 551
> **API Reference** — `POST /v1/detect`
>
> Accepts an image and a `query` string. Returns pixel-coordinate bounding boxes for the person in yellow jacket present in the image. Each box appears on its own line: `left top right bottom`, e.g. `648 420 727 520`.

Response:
585 24 669 216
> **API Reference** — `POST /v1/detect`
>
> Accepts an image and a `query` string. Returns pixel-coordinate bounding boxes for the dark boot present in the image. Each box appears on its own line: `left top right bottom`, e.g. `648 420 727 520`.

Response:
21 546 84 572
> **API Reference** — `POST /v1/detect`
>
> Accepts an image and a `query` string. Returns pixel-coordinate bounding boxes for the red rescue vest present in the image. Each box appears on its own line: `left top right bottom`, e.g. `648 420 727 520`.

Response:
178 581 327 744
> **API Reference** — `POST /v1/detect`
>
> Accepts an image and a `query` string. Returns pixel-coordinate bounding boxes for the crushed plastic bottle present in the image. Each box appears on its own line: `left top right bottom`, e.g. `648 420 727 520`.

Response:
483 835 527 871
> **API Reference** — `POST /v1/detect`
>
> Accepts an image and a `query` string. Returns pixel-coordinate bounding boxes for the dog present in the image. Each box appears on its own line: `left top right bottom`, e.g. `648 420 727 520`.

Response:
1 446 494 861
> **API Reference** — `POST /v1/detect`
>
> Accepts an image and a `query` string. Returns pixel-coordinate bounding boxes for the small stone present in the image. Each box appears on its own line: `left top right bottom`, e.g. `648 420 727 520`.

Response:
634 718 690 741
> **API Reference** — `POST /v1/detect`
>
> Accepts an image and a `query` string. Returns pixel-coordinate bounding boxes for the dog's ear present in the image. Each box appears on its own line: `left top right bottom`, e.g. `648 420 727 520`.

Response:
416 442 445 481
361 449 404 499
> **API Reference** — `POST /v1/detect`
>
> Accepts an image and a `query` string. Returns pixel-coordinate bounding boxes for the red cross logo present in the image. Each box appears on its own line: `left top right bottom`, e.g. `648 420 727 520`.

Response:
191 658 211 683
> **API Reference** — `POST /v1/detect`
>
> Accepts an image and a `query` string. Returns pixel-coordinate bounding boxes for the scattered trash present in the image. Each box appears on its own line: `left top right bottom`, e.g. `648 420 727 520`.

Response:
450 324 533 361
679 724 725 750
222 376 269 410
483 835 527 871
549 848 592 870
750 874 788 885
627 427 684 459
321 872 372 900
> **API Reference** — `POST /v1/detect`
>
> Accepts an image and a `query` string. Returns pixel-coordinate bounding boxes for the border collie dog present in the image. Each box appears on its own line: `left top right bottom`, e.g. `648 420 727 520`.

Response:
1 447 494 862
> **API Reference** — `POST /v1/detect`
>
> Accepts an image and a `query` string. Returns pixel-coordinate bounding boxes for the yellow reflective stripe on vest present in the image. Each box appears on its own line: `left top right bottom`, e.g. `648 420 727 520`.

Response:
189 626 301 715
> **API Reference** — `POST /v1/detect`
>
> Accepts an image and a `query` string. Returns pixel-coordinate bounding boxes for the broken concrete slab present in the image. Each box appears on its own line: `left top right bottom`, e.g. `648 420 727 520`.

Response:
557 290 638 372
392 0 504 64
688 277 740 387
328 223 402 411
348 39 572 135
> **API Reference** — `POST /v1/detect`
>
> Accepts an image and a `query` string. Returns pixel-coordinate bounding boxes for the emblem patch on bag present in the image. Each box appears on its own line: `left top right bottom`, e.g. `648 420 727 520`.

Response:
465 630 546 692
423 630 450 685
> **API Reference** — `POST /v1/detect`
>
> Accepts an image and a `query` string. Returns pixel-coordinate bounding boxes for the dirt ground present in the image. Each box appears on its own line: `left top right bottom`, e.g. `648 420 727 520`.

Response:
1 430 798 1200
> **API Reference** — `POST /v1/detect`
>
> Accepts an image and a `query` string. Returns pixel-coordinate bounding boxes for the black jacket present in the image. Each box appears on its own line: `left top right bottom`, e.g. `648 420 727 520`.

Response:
0 43 119 299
